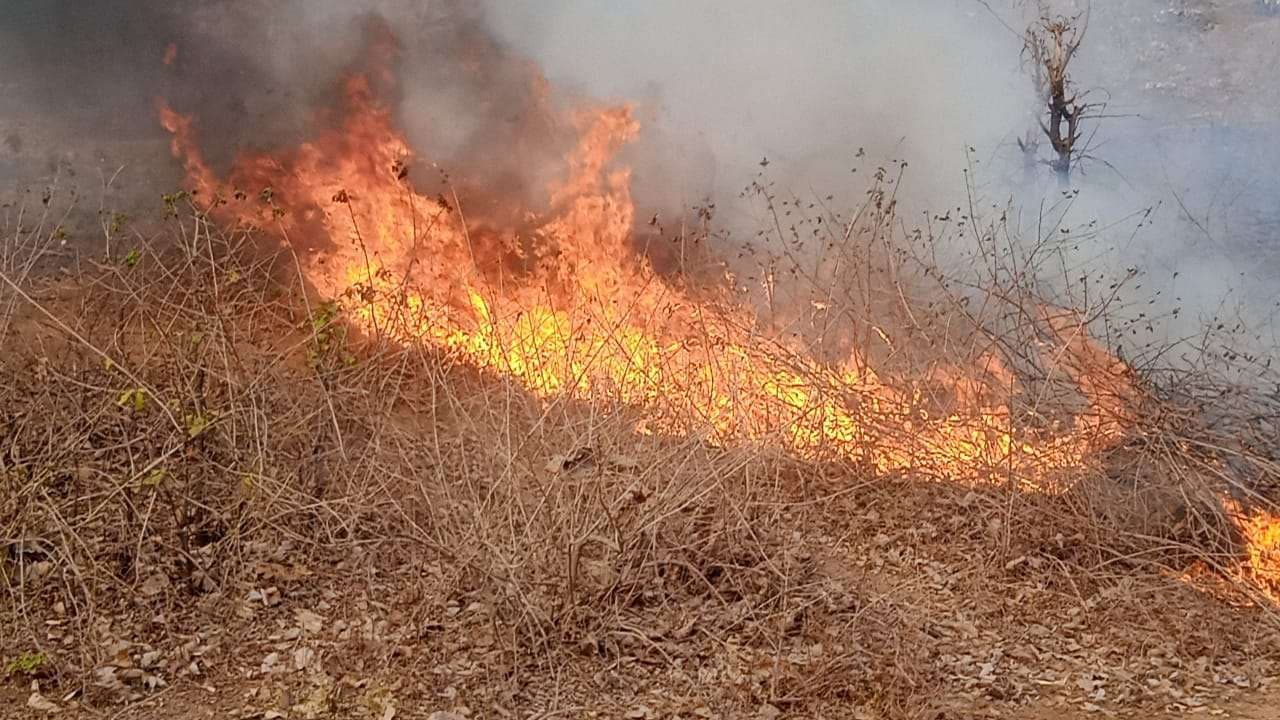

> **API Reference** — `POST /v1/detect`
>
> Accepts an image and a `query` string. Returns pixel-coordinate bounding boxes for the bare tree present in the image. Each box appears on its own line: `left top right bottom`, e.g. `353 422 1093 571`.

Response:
1023 11 1095 186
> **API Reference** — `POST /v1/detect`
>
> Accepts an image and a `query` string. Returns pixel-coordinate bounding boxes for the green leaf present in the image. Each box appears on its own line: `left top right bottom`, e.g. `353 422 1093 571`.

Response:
116 388 146 412
185 412 216 439
5 652 46 676
124 248 141 268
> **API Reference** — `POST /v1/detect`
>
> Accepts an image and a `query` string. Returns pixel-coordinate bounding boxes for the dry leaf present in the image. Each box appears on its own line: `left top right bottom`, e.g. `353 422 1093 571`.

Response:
607 453 640 470
296 609 325 634
547 446 594 473
293 647 315 671
140 572 170 597
27 690 60 714
93 666 121 689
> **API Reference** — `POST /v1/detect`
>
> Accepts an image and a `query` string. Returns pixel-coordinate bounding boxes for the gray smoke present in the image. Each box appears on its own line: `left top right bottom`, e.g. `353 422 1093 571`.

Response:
1 0 1277 360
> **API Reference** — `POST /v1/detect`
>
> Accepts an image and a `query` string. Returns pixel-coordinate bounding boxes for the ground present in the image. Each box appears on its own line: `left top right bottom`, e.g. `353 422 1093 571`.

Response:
4 298 1279 718
5 3 1280 719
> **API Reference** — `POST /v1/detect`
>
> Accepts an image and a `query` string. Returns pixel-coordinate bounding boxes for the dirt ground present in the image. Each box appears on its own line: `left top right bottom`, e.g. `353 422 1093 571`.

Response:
6 685 1280 720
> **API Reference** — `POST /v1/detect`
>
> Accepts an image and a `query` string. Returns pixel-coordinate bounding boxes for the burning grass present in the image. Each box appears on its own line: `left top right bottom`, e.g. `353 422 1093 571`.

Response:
1 177 1279 716
155 29 1130 491
0 216 943 713
2 20 1280 718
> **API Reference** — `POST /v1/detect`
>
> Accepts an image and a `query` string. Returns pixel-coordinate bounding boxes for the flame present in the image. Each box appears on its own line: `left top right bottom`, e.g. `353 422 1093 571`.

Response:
154 32 1116 488
163 42 178 67
155 27 1280 603
1227 500 1280 603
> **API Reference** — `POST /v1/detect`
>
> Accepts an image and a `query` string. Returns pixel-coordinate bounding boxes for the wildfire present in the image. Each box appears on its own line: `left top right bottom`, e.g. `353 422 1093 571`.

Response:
153 26 1116 486
155 23 1280 600
1228 500 1280 602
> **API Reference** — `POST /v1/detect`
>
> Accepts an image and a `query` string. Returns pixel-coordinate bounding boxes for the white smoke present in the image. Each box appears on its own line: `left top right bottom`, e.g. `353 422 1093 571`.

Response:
2 0 1278 362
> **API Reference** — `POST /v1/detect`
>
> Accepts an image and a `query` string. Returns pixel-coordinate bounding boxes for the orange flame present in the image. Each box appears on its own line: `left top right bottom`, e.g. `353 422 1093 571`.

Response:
156 28 1280 603
1227 500 1280 603
154 37 1112 487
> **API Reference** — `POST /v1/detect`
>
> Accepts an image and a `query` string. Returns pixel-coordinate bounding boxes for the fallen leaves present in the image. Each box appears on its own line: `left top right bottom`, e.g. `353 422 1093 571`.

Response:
296 609 326 635
139 571 170 598
293 647 316 672
259 652 281 675
757 702 782 719
27 684 60 714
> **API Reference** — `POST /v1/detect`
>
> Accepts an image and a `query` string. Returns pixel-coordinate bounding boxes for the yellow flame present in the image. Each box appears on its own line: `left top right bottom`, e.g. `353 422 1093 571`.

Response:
1230 502 1280 602
156 36 1280 603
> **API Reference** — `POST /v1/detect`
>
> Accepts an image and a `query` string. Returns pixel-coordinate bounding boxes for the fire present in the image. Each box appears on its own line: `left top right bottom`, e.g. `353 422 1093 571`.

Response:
1228 500 1280 602
154 29 1111 487
154 23 1279 600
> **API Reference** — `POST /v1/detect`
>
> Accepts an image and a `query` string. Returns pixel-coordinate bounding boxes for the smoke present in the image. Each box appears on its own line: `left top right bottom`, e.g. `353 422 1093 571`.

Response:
472 0 1280 356
1008 1 1280 355
476 2 1027 209
1 0 1277 359
0 1 1025 208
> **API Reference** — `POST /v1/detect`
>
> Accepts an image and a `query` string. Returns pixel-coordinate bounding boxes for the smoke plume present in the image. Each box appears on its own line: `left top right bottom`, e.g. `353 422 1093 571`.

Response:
1 0 1277 357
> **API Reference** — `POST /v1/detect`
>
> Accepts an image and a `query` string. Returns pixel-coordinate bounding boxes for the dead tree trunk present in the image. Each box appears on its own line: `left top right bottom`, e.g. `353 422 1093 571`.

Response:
1024 15 1089 187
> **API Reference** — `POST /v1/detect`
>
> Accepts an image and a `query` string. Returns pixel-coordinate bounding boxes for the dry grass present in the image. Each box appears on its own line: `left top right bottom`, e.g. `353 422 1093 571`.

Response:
1 189 1279 718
